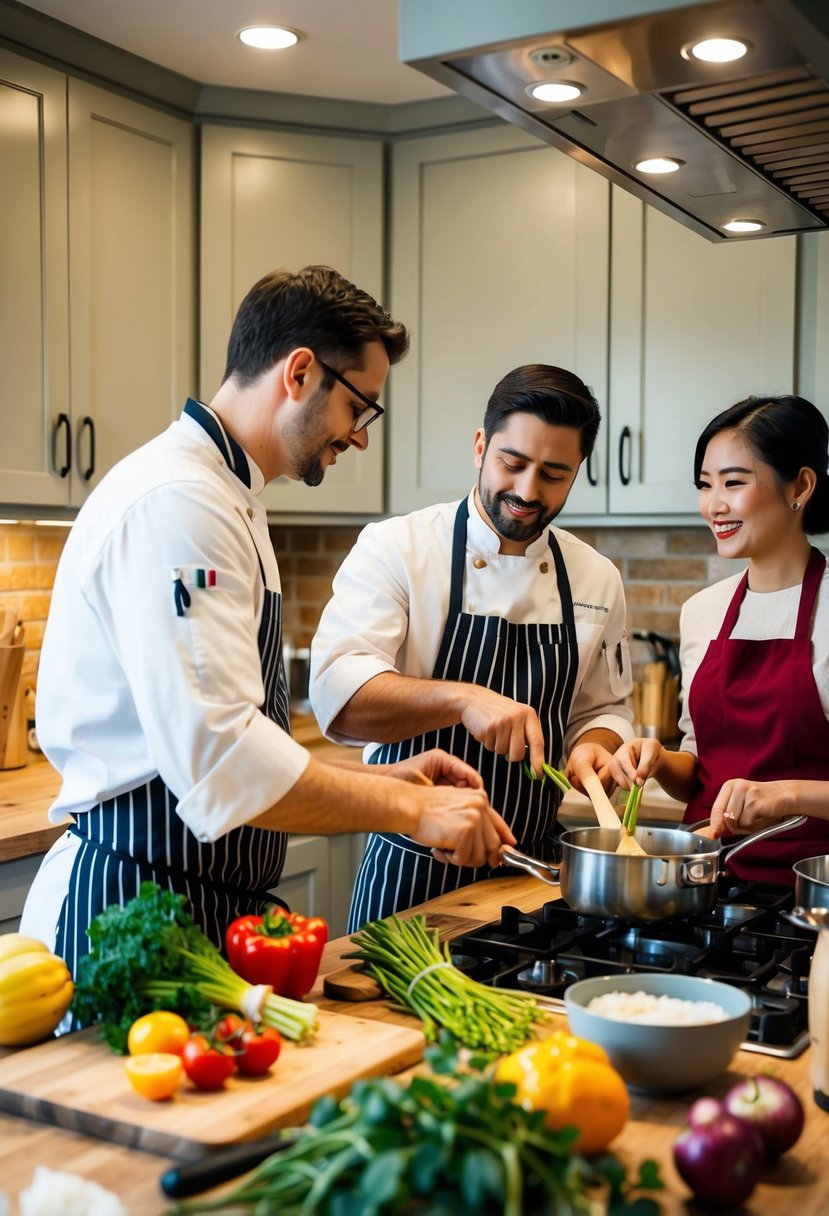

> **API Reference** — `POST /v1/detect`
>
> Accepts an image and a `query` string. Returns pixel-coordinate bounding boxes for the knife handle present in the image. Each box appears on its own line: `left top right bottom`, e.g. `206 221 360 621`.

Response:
160 1132 298 1198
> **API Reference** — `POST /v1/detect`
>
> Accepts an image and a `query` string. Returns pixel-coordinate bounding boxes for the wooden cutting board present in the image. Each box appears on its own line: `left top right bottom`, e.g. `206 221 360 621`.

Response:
0 1011 425 1161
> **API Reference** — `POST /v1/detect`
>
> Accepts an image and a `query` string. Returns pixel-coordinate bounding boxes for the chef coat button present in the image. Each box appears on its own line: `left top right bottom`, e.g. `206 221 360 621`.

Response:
540 561 549 573
473 557 487 569
247 507 254 519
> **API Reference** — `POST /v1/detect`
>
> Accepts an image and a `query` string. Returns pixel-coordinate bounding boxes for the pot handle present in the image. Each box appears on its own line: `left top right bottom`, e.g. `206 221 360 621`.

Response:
500 846 561 885
679 856 718 886
720 814 808 868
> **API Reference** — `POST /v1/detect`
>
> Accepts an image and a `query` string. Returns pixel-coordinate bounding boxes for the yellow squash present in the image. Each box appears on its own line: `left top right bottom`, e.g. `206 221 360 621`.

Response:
0 933 74 1046
495 1028 630 1155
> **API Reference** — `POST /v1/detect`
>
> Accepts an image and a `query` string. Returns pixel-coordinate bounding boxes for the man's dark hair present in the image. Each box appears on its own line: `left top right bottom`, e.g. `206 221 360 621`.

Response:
482 364 601 458
223 265 409 387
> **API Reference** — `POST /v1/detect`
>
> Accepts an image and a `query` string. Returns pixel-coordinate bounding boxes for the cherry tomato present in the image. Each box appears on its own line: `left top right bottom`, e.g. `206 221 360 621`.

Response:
127 1010 190 1057
181 1034 236 1090
215 1013 282 1076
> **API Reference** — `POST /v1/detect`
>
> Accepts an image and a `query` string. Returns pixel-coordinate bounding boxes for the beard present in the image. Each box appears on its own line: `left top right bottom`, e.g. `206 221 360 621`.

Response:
283 383 331 487
477 480 559 543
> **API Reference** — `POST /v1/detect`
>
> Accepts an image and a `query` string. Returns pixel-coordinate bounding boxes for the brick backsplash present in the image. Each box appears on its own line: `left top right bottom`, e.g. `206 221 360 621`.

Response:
0 520 747 693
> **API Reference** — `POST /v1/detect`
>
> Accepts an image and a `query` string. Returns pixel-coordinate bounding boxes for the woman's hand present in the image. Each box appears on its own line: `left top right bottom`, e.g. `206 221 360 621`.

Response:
709 779 796 838
607 738 665 790
384 748 485 790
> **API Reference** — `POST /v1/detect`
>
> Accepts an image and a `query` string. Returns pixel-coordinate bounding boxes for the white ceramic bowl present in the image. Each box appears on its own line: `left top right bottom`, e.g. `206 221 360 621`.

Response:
564 972 752 1094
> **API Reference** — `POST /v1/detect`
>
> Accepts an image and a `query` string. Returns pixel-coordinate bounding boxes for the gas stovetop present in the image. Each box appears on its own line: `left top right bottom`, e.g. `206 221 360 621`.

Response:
451 876 812 1058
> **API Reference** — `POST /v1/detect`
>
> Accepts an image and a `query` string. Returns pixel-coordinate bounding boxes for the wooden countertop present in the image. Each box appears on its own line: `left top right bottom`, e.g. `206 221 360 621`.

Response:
0 715 360 864
0 873 826 1215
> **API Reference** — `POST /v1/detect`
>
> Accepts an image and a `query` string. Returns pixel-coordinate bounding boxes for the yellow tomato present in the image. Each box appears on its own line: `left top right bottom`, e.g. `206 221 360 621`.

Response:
495 1029 629 1155
127 1010 190 1056
124 1052 183 1101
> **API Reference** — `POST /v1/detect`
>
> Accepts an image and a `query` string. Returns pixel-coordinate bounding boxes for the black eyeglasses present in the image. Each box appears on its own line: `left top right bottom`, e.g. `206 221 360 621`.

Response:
317 359 384 432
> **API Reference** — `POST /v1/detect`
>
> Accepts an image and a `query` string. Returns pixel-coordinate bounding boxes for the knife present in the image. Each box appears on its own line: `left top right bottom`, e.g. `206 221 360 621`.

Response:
159 1131 300 1198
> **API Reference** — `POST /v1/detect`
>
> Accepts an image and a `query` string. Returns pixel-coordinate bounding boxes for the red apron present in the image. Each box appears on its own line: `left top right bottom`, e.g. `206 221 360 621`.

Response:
683 547 829 885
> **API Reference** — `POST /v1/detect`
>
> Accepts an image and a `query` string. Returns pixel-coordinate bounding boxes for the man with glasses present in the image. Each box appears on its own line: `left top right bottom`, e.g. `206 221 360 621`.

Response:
310 363 634 929
23 265 512 988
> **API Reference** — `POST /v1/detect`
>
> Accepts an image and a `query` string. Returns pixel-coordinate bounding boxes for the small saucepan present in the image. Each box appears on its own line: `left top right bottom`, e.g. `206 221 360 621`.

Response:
502 814 806 922
793 854 829 910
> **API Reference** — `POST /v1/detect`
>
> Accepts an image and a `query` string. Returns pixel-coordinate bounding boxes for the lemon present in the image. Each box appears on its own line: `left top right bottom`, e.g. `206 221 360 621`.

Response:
124 1052 183 1101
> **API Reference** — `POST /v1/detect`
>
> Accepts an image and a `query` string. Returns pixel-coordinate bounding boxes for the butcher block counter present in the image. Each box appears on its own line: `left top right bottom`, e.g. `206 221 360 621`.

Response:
0 873 826 1215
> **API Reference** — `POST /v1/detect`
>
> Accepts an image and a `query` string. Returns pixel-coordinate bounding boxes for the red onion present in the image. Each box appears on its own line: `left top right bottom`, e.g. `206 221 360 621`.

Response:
724 1076 804 1159
673 1101 765 1208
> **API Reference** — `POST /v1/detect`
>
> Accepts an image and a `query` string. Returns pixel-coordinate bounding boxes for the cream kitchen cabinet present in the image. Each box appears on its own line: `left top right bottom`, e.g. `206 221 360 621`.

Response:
0 49 195 510
199 125 385 516
605 189 797 518
388 124 610 516
270 834 365 939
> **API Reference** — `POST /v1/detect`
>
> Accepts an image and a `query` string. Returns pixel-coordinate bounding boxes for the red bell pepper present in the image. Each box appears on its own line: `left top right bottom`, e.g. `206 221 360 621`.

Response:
225 907 328 1000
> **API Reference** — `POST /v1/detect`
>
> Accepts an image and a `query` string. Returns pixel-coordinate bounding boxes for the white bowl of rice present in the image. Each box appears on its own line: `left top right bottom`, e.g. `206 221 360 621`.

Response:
564 972 752 1094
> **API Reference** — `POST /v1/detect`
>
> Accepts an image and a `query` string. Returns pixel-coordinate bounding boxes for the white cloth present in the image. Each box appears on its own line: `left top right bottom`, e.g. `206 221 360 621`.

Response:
678 562 829 757
21 409 309 949
310 491 633 757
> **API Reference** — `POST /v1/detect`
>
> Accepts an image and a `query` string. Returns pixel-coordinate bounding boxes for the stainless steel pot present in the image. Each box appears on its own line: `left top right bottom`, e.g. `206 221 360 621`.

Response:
793 855 829 910
502 815 806 921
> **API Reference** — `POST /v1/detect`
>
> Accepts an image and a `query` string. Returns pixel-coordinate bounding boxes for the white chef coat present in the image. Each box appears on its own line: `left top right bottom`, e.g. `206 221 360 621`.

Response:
678 560 829 757
310 491 634 757
21 408 308 949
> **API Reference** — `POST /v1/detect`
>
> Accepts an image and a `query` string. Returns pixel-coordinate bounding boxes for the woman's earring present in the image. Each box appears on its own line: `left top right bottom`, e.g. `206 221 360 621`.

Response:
792 501 801 511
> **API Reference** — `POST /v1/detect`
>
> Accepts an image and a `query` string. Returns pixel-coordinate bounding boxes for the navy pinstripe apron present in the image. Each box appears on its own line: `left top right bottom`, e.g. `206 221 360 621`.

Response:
347 498 579 931
55 399 291 987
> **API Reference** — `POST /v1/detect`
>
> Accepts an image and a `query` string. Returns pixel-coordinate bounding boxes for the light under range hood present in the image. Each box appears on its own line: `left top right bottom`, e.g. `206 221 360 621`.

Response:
399 0 829 241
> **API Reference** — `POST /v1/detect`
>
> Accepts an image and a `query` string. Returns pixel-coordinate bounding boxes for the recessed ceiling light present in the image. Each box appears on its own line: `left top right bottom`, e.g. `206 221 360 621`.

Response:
687 37 749 63
526 81 583 103
237 26 301 51
722 219 765 233
635 157 684 174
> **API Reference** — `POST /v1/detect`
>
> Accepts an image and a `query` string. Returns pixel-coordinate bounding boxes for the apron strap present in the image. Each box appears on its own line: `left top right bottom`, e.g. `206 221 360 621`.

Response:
795 547 826 639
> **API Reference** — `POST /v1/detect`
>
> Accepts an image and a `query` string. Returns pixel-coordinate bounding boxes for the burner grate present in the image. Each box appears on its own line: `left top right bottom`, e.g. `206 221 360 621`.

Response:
451 879 811 1057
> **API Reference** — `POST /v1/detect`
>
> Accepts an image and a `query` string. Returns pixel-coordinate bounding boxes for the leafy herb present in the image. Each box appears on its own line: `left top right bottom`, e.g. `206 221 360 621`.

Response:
523 761 572 794
168 1034 662 1216
345 914 546 1055
72 882 318 1053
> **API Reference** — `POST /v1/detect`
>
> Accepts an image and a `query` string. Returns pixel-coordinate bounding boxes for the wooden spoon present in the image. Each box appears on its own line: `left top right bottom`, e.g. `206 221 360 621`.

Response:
580 768 647 855
0 607 17 647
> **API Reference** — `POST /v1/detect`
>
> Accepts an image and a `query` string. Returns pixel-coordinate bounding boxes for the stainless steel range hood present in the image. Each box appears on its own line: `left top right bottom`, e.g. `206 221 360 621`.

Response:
399 0 829 240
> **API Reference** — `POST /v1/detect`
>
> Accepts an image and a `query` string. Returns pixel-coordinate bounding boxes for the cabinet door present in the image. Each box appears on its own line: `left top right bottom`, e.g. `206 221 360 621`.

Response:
389 125 609 516
200 126 385 515
67 82 195 504
274 835 331 924
608 189 797 516
0 51 70 508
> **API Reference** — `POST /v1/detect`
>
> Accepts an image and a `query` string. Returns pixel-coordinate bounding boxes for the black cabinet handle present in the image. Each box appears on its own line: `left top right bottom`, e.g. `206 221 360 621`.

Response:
80 415 96 481
618 425 632 486
52 413 71 478
586 450 598 487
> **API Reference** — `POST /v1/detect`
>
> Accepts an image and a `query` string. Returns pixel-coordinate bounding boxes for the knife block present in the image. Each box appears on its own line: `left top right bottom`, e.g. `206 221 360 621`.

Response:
0 643 27 769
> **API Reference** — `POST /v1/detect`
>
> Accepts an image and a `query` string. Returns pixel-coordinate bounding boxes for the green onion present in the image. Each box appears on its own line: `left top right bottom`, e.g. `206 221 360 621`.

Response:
345 915 547 1056
622 781 644 834
522 760 571 793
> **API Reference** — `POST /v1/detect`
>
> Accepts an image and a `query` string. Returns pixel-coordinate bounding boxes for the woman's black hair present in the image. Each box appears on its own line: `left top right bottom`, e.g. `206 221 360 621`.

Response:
482 364 601 458
694 394 829 535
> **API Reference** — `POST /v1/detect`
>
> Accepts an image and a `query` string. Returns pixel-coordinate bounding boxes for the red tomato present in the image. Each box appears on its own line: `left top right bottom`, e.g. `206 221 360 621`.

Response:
181 1034 236 1091
215 1014 282 1076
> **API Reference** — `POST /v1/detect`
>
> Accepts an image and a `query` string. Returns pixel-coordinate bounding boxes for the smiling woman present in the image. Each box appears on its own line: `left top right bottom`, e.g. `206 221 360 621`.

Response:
608 394 829 887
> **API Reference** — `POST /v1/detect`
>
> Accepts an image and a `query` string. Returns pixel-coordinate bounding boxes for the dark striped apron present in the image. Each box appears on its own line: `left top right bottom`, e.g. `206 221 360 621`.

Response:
347 498 579 931
55 398 291 986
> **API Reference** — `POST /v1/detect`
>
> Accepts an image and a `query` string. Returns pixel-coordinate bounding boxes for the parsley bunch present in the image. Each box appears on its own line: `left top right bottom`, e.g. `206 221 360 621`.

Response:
72 882 318 1053
169 1035 662 1216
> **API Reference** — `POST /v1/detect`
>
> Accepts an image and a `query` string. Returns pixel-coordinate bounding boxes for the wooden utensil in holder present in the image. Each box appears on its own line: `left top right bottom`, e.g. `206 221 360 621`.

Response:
0 644 27 769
